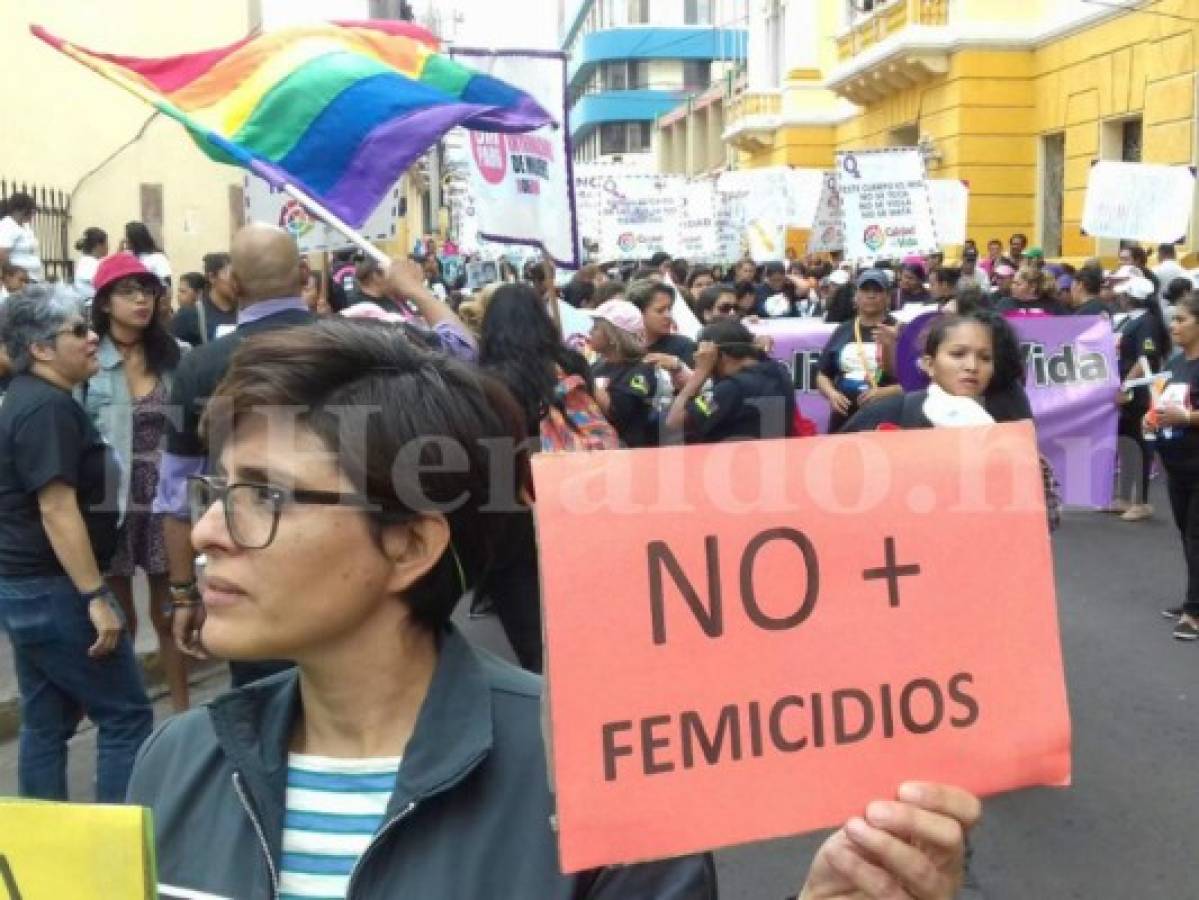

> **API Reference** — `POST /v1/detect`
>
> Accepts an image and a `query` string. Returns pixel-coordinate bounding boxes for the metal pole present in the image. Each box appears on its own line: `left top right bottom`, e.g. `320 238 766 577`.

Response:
280 183 389 267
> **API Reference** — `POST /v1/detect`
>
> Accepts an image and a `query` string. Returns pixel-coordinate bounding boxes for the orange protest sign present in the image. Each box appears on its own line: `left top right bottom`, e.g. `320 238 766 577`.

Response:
532 423 1071 873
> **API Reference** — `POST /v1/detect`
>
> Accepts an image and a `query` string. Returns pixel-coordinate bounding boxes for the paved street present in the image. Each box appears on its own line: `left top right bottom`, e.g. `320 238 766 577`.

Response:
1 508 1195 898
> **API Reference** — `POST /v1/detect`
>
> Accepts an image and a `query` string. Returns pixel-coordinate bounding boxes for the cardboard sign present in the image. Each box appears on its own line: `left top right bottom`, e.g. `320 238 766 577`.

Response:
0 801 155 899
1082 160 1197 244
532 425 1071 872
837 148 939 262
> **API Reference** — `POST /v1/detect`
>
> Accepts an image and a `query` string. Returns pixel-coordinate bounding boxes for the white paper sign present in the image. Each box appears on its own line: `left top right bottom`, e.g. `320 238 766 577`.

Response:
808 171 844 253
927 179 969 246
677 178 720 260
449 49 578 267
1082 160 1197 244
244 176 398 253
836 148 939 262
597 173 689 260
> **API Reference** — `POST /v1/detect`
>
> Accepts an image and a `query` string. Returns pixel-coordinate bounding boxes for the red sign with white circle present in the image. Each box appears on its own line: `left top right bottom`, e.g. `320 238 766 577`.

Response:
471 132 508 185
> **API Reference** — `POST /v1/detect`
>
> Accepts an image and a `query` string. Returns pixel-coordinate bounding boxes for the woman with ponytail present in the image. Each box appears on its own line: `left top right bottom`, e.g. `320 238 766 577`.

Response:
666 319 797 443
73 228 109 300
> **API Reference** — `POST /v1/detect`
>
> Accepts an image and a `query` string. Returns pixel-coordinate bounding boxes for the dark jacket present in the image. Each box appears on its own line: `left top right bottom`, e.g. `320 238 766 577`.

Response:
127 627 715 899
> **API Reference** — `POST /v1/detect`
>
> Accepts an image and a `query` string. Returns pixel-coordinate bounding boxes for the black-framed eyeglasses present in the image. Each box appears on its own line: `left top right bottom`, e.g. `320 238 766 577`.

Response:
187 475 383 550
54 322 91 340
111 281 155 299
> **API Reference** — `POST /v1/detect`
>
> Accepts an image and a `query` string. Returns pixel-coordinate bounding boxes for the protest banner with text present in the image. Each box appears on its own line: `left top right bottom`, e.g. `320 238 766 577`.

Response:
533 426 1071 872
837 148 939 262
1081 161 1197 245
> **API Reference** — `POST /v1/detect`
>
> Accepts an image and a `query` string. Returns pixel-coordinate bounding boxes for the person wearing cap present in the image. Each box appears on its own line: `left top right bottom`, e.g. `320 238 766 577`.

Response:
1066 265 1109 317
1111 274 1170 523
959 245 990 291
0 282 153 802
666 319 797 443
815 269 901 433
589 299 661 448
1023 247 1046 273
990 262 1017 300
83 254 188 710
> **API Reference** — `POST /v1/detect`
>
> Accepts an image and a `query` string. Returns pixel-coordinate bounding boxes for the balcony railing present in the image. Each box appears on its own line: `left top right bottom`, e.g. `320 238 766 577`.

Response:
836 0 949 63
725 90 781 126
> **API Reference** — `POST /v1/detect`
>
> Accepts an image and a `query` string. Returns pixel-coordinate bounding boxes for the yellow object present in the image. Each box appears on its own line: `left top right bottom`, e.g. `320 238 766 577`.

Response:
721 0 1199 258
0 801 155 900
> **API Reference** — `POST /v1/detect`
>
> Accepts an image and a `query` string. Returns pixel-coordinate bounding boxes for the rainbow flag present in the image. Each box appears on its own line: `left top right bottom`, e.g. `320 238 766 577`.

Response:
32 20 555 227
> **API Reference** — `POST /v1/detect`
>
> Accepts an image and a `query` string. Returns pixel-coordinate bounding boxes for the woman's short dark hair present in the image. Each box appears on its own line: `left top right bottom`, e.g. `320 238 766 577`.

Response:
698 319 766 361
125 221 160 256
206 318 530 631
179 272 206 294
695 284 732 319
562 279 594 308
75 227 107 255
91 276 181 375
1165 277 1193 303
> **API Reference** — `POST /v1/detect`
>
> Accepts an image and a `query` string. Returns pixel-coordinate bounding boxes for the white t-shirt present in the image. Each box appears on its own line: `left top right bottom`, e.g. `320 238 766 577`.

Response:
74 254 101 299
1154 260 1187 291
138 251 172 284
0 216 43 282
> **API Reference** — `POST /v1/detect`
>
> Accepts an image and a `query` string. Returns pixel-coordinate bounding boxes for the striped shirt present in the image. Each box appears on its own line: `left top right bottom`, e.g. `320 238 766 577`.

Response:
279 753 402 900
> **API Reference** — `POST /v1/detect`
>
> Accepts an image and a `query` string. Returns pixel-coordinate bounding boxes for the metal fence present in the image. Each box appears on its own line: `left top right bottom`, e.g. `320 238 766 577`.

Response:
0 180 72 283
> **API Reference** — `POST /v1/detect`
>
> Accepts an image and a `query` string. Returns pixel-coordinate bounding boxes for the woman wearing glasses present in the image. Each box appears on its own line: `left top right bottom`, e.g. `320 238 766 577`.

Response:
83 254 189 710
128 318 979 899
0 284 153 802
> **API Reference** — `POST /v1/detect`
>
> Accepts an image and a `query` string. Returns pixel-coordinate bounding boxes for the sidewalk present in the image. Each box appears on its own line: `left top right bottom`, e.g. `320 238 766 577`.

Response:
0 575 209 741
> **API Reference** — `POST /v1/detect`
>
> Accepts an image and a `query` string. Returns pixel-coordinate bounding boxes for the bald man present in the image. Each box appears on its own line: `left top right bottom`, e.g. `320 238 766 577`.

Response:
154 225 314 689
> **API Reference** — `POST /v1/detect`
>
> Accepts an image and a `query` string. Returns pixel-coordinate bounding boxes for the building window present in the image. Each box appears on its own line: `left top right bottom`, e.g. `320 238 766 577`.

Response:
890 124 919 147
627 0 649 24
602 61 647 91
1122 118 1142 162
597 121 652 155
685 0 713 25
683 60 712 90
1040 133 1065 258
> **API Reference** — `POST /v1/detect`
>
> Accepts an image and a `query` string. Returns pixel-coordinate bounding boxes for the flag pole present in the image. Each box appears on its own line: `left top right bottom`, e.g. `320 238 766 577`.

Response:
279 184 390 267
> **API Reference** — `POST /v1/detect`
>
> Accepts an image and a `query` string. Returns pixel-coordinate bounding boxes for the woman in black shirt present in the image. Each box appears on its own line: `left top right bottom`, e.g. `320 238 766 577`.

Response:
815 269 900 432
0 284 152 802
589 299 660 448
1112 277 1170 520
1147 293 1199 640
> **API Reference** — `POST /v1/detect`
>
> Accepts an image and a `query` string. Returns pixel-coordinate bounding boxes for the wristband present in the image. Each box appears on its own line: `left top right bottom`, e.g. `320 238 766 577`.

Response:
80 584 114 602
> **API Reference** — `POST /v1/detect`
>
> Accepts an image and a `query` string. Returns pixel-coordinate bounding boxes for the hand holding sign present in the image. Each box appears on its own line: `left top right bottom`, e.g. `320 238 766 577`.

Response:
532 424 1070 873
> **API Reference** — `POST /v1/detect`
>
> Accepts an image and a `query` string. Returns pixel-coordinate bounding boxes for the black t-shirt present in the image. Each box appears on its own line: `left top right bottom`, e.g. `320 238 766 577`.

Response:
1118 312 1169 414
0 374 121 575
593 360 658 448
1154 354 1199 473
167 309 315 457
684 359 796 443
1070 297 1109 317
818 317 898 394
171 295 238 347
648 334 697 368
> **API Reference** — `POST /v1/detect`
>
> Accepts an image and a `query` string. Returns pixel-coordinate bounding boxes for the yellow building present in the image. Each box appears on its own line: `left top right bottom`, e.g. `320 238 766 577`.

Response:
722 0 1199 259
0 1 270 281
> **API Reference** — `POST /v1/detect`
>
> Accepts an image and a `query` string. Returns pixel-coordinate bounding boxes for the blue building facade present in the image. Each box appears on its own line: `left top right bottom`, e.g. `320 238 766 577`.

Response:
561 0 747 164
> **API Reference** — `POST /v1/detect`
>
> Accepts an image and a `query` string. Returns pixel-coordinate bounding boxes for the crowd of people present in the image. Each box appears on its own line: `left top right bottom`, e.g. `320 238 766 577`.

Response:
2 197 1197 896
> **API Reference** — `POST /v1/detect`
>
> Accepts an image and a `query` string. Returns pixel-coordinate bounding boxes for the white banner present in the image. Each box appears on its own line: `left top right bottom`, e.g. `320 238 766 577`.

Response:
450 49 578 267
836 148 939 262
808 171 844 253
244 175 398 253
677 178 720 260
1082 160 1197 244
597 173 689 260
927 178 969 246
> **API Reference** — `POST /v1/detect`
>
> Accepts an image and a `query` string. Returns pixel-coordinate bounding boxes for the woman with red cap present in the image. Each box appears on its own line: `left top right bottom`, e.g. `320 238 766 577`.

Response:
83 253 189 710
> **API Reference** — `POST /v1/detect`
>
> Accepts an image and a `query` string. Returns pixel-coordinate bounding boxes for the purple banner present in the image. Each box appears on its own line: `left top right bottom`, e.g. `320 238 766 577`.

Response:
753 316 1118 508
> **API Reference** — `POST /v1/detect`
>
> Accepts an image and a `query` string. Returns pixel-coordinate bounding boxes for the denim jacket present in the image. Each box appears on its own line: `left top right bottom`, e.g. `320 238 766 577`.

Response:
81 336 180 524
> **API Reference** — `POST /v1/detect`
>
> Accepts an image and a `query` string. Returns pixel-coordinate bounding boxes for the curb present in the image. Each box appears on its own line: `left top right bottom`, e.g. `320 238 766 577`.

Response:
0 651 223 743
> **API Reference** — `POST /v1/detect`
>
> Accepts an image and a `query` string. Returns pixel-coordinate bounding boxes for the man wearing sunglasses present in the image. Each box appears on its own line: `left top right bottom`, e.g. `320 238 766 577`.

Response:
0 283 153 802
